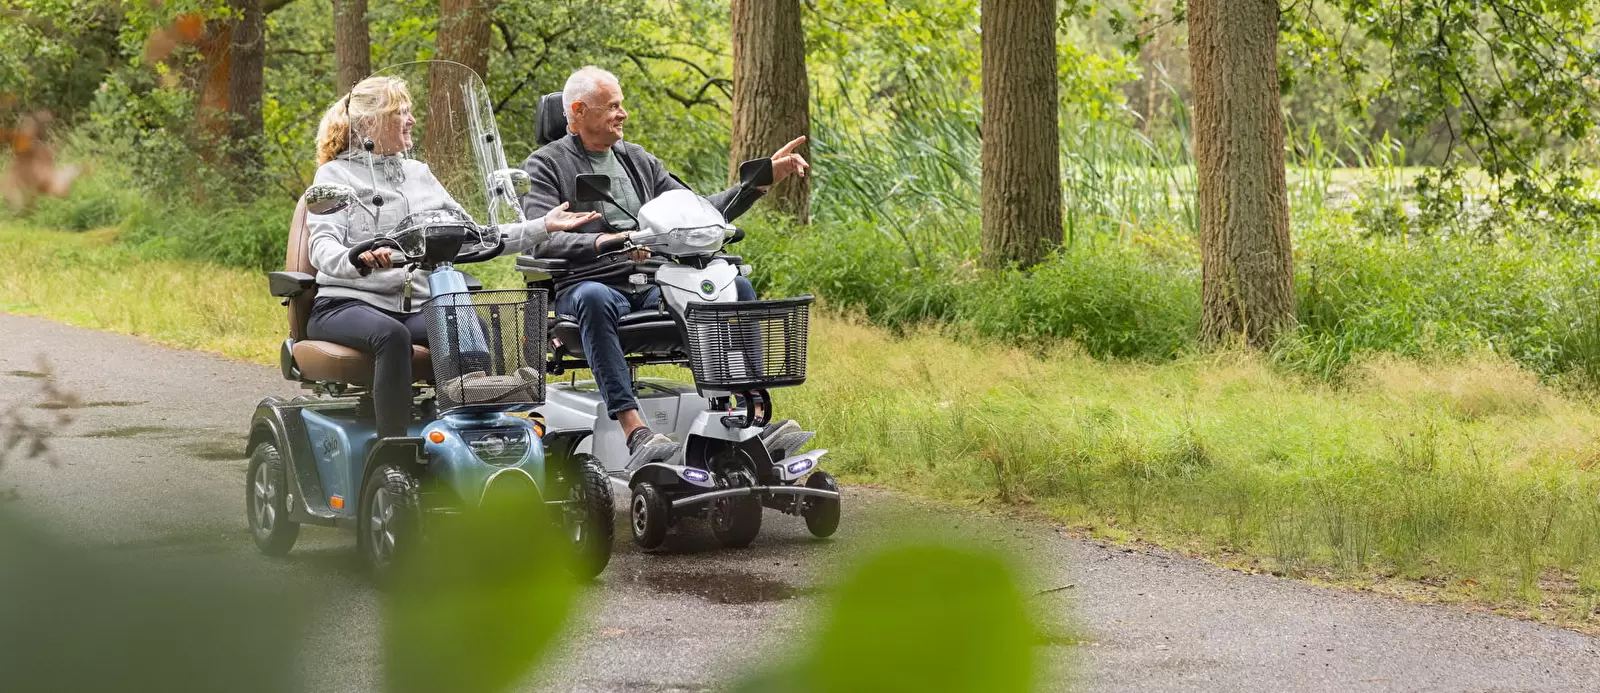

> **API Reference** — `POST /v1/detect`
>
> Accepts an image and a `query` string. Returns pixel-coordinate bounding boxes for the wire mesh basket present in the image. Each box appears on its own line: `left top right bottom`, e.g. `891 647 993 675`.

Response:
683 296 813 391
423 289 548 411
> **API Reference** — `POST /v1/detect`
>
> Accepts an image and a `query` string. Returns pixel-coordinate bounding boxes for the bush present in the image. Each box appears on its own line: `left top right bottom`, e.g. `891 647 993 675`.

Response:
1287 217 1600 383
742 212 1200 361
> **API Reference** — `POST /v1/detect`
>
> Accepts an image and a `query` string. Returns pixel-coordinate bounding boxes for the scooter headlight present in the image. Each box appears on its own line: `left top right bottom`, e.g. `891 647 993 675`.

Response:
463 429 530 465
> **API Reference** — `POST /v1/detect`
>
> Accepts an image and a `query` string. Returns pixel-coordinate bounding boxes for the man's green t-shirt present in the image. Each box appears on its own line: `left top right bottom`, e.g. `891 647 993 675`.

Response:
585 148 642 230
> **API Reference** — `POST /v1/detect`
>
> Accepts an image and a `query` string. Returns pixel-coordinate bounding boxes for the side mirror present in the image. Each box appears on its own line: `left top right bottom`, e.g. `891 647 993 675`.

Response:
491 168 531 196
303 183 357 215
574 174 612 203
737 158 774 189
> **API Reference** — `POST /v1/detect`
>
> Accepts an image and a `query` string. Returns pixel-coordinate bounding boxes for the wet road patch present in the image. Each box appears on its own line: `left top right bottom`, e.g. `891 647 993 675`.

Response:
37 400 145 410
81 425 177 439
184 440 247 461
627 568 807 604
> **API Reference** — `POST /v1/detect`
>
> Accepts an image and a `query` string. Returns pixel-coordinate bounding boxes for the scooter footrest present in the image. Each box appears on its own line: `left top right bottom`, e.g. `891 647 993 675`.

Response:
627 441 682 470
768 430 815 460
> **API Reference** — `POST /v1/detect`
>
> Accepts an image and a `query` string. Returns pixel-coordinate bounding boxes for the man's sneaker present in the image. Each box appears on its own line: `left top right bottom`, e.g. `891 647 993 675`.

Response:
627 426 672 456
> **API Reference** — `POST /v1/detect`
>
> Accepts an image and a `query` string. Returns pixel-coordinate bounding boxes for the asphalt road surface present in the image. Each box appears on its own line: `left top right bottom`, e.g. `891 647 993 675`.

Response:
2 312 1597 692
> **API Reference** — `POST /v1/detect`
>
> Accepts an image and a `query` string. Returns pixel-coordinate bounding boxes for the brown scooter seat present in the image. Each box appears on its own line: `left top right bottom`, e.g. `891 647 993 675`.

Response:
291 341 433 386
272 199 434 386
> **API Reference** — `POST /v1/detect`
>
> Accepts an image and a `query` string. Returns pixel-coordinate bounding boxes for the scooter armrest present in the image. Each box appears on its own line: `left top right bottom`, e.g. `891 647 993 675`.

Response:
516 255 571 280
268 271 316 298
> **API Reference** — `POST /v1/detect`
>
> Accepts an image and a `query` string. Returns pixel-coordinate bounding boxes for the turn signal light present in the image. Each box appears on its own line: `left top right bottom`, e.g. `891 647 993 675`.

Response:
428 431 446 443
330 495 344 509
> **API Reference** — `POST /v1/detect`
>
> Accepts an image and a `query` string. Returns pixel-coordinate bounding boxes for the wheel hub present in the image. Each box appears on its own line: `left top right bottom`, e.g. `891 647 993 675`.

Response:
252 462 276 535
631 493 648 535
369 487 396 565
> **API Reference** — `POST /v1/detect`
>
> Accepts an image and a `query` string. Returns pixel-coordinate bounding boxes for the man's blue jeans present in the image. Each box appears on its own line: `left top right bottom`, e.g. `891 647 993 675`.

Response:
556 278 756 419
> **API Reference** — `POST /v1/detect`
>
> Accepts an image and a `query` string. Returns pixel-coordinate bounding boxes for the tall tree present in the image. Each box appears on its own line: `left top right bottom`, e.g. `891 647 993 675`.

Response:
978 0 1061 270
427 0 493 182
729 0 811 223
1190 0 1294 347
333 0 371 94
225 0 265 168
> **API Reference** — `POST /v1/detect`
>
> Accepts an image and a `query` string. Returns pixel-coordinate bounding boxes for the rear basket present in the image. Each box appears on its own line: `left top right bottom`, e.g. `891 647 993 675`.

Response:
683 296 813 391
423 289 548 411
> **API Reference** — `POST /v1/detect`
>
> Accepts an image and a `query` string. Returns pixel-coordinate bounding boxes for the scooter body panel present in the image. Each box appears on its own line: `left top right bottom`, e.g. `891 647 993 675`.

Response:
538 378 706 475
655 260 740 316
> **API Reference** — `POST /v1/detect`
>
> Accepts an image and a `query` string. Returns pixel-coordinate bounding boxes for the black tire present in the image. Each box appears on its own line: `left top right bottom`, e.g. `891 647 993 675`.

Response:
357 462 421 587
710 471 763 549
630 482 670 550
802 471 841 538
567 456 615 579
246 442 300 556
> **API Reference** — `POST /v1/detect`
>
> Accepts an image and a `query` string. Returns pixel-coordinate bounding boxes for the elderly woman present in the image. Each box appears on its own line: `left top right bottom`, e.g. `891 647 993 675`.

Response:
307 75 597 438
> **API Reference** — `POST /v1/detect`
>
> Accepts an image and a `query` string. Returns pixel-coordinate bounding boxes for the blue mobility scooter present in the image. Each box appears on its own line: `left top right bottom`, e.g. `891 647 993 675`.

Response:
244 62 613 581
517 92 842 551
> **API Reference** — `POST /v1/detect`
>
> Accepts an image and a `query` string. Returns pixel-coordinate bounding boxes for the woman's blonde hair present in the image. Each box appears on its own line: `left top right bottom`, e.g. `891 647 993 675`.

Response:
315 76 412 165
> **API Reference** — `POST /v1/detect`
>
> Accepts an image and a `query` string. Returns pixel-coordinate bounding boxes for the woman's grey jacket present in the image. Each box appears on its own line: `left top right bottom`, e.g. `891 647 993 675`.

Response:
307 150 549 313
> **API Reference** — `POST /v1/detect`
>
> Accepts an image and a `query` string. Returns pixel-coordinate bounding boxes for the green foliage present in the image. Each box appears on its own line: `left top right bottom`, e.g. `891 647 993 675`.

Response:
736 545 1037 693
744 212 1199 360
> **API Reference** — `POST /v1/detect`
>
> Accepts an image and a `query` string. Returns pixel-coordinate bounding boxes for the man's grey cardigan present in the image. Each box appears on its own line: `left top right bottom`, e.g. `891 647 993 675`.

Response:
519 133 763 294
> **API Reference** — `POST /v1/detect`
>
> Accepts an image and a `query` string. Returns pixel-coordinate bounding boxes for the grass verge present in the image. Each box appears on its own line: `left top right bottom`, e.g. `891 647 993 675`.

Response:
3 223 1598 632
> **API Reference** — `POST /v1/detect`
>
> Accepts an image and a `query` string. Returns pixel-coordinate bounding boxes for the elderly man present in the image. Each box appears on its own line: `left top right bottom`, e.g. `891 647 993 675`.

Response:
520 65 809 457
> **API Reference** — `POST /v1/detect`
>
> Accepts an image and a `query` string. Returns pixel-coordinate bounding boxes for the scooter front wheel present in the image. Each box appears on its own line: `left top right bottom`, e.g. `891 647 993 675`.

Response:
358 462 421 587
568 456 615 579
630 482 669 550
801 471 841 538
246 442 300 555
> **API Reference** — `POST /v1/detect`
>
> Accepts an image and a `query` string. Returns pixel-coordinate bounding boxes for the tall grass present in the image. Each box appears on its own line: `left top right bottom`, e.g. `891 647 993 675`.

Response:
6 223 1598 629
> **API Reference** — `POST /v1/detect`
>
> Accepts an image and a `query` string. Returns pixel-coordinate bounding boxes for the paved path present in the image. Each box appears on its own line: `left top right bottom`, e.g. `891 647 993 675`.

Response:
2 312 1596 692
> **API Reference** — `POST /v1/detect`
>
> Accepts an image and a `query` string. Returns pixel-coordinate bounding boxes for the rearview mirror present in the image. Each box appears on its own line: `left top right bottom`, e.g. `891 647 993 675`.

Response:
737 158 774 189
574 174 611 203
303 183 357 215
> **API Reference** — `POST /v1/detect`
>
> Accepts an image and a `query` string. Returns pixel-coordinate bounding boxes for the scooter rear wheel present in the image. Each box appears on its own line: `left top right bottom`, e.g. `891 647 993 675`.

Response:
630 482 669 550
246 442 300 556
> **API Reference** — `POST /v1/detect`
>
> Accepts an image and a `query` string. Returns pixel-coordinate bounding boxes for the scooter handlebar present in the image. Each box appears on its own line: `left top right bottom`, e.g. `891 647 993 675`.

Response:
346 237 404 277
454 226 507 265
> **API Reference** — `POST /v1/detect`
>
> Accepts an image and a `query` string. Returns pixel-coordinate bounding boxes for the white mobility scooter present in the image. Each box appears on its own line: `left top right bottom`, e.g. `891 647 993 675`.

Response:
517 94 841 551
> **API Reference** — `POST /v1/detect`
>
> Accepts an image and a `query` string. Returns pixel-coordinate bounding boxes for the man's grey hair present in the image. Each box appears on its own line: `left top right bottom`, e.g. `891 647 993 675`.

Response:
562 66 620 121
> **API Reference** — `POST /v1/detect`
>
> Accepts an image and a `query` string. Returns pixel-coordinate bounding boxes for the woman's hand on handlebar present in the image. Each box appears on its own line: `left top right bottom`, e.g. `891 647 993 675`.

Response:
545 202 601 232
358 247 402 269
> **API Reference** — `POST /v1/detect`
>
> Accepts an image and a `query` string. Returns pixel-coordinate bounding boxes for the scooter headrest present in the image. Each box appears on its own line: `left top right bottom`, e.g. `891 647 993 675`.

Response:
535 92 567 147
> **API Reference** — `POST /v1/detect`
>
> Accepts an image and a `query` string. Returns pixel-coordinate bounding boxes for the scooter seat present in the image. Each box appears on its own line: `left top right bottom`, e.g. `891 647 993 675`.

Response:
290 340 434 385
551 310 684 360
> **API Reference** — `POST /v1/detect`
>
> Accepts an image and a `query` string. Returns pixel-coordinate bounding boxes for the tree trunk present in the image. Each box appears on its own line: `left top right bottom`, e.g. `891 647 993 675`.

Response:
1190 0 1295 347
333 0 371 94
978 0 1061 270
226 0 265 168
189 23 233 141
428 0 493 185
729 0 811 223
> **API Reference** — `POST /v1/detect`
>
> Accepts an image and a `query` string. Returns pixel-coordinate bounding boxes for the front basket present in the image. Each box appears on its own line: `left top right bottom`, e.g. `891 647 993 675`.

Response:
683 296 813 391
423 289 548 411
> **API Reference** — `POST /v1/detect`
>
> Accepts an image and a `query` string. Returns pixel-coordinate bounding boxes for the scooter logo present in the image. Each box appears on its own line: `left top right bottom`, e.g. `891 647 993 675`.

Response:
700 279 715 295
